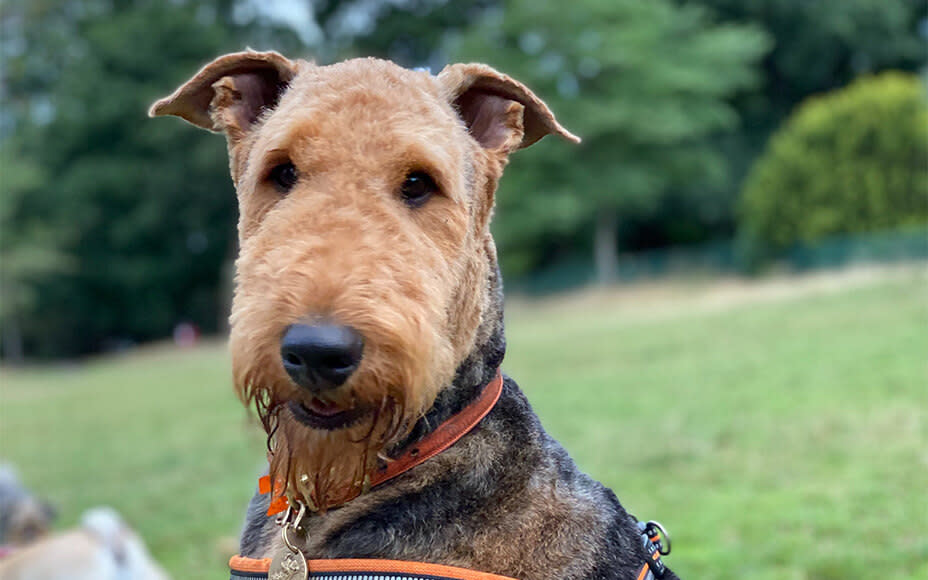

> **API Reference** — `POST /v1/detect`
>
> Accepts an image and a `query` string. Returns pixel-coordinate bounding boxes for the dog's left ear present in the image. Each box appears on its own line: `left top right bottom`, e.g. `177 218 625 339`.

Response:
438 63 580 154
149 50 297 143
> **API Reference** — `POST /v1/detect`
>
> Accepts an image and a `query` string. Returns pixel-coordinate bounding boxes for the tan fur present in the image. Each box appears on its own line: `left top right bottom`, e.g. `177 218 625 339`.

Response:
151 52 576 512
0 508 169 580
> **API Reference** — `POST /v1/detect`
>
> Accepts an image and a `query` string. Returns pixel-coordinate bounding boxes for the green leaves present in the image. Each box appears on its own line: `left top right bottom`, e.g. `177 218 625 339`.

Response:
3 0 925 356
0 1 268 357
448 0 769 278
740 73 928 255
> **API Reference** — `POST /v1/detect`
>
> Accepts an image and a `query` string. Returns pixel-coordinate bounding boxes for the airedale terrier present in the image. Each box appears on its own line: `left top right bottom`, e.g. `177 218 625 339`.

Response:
151 51 678 580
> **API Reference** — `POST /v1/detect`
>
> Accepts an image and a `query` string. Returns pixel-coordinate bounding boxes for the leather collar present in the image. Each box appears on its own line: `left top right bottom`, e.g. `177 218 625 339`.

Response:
261 369 504 516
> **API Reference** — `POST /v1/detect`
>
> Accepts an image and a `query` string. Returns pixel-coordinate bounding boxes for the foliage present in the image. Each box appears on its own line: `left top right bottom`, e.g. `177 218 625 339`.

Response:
446 0 770 281
0 0 301 357
2 0 925 358
308 0 496 66
0 147 73 361
695 0 927 119
739 72 928 255
686 0 928 230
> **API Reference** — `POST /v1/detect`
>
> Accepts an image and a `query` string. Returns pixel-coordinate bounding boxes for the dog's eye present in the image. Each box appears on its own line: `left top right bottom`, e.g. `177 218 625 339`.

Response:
400 171 437 208
268 162 298 193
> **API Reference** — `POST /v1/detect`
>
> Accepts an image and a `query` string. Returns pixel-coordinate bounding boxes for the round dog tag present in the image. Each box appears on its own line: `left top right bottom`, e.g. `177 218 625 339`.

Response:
268 547 307 580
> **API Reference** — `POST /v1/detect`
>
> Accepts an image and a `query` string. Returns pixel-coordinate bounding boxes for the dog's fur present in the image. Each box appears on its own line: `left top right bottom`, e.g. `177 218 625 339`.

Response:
0 464 55 547
151 51 679 579
0 507 170 580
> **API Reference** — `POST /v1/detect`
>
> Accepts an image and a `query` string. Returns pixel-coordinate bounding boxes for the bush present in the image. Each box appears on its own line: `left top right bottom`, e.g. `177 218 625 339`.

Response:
739 72 928 255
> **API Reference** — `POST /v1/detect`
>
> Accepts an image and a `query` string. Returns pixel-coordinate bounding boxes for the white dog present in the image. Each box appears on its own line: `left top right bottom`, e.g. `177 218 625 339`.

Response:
0 507 170 580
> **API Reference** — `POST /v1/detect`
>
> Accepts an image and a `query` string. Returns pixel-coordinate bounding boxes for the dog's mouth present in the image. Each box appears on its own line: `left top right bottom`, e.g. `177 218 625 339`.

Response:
288 398 368 430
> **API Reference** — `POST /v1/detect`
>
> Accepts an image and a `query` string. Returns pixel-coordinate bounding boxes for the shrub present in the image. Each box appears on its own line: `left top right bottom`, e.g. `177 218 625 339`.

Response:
739 72 928 254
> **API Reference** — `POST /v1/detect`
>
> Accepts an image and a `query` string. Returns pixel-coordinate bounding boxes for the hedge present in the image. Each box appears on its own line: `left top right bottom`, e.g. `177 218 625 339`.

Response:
740 72 928 254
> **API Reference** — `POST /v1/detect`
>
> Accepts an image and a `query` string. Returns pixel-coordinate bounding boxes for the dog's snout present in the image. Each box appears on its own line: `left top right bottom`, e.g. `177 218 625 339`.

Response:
280 324 364 391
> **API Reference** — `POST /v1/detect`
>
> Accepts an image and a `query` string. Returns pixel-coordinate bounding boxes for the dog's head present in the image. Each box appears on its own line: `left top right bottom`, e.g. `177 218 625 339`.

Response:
151 51 577 509
0 464 56 545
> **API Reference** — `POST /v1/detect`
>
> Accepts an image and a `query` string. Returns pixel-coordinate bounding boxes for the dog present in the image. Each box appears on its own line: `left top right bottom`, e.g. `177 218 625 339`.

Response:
0 464 55 550
150 50 679 579
0 507 170 580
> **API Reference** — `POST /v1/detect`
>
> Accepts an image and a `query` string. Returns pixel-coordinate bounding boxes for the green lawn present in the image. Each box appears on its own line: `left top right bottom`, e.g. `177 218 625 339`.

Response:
1 269 926 579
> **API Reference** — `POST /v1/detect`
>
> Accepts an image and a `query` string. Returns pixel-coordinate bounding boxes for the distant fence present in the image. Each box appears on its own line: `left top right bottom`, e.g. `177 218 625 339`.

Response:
785 229 928 271
508 228 928 295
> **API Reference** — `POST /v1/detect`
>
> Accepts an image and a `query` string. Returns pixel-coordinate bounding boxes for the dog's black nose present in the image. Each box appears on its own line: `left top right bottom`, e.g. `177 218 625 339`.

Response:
280 324 363 391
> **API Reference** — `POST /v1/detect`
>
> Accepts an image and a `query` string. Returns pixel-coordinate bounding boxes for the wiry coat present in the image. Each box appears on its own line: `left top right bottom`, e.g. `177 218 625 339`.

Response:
151 51 679 580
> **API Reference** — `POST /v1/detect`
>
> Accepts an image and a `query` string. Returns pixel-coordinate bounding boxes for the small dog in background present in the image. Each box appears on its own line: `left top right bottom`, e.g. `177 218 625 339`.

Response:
0 506 171 580
0 464 55 550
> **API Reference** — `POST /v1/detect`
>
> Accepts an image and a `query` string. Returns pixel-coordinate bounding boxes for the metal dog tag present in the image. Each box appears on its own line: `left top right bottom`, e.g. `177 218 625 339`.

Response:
269 543 308 580
269 500 309 580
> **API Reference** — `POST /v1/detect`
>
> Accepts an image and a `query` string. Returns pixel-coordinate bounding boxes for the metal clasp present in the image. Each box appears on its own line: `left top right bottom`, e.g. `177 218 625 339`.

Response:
276 499 307 531
276 499 308 554
645 520 671 555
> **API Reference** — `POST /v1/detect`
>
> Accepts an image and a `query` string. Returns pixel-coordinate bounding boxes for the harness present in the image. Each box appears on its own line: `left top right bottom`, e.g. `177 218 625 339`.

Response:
229 370 673 579
229 556 517 580
635 520 672 580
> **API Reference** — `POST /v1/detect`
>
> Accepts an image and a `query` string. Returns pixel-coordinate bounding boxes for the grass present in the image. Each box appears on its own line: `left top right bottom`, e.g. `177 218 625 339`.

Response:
1 268 926 579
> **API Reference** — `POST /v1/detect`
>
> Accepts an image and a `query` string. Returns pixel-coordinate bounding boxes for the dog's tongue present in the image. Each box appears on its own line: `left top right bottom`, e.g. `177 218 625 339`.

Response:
306 398 342 416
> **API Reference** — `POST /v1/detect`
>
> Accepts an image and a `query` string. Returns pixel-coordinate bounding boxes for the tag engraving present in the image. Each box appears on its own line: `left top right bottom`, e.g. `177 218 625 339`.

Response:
269 548 307 580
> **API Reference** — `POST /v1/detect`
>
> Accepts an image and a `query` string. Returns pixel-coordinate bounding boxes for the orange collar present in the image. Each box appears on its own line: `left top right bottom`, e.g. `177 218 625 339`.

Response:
261 369 504 516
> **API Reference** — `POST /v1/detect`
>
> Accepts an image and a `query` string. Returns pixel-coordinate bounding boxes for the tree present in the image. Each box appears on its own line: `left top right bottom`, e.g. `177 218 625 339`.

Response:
448 0 769 282
689 0 928 227
302 0 496 66
0 0 302 358
740 72 928 254
0 148 73 362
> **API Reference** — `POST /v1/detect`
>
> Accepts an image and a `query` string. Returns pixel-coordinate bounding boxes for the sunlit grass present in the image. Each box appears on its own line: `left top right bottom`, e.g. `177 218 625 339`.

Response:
2 269 925 579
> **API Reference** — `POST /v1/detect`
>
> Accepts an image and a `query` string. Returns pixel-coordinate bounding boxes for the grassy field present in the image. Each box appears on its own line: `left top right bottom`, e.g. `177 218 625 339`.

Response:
1 267 925 579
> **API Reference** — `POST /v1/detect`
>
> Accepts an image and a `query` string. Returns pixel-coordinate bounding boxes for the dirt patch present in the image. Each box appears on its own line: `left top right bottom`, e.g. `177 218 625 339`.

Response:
506 263 927 322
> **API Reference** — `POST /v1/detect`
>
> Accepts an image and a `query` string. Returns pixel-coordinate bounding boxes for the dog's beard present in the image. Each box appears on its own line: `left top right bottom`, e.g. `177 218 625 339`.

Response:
234 337 454 512
267 396 403 510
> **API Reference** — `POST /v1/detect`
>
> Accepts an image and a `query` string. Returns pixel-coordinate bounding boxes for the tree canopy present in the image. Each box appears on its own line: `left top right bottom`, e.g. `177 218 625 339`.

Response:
447 0 769 281
1 0 924 359
1 0 301 357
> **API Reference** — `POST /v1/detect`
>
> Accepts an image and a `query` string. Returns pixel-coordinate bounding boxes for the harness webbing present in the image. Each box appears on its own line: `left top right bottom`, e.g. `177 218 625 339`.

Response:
228 556 517 580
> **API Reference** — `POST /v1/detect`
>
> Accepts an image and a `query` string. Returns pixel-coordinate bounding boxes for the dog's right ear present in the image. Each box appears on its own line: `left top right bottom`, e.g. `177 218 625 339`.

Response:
149 50 297 143
438 63 580 154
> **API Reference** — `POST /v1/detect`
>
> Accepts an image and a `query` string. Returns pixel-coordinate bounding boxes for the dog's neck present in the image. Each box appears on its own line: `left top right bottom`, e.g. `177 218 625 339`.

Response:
389 266 506 457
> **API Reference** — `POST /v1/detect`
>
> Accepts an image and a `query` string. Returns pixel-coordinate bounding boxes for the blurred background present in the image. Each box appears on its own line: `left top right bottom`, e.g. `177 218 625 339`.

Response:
0 0 925 578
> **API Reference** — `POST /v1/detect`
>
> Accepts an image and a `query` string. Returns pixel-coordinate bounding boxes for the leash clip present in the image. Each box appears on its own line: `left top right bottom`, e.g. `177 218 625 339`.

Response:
644 520 671 555
270 500 309 580
276 499 307 531
636 519 671 579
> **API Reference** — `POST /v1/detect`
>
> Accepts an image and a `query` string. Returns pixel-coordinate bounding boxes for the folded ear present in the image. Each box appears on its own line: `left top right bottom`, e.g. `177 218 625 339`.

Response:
149 50 297 142
438 63 580 154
